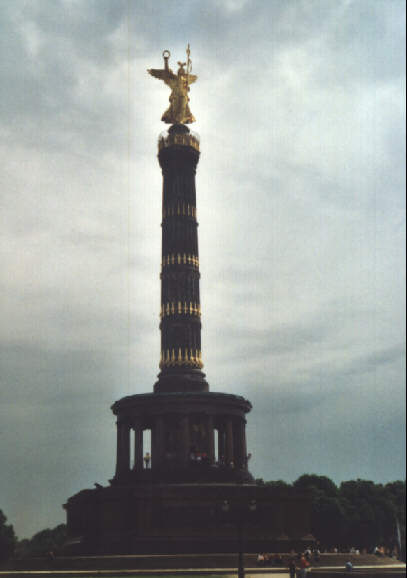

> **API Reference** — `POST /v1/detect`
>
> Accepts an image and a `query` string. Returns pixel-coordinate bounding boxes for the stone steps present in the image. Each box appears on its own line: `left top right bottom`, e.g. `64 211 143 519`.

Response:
3 554 404 572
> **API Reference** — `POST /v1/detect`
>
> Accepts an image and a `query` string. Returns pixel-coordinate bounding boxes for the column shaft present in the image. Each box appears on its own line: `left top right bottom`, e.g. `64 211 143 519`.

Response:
225 418 234 466
154 129 209 393
241 419 247 470
218 424 226 463
133 419 143 471
152 415 165 469
207 414 215 462
234 418 246 469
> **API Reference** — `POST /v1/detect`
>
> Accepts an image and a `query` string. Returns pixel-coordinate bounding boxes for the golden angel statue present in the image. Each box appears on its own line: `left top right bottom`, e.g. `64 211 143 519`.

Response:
148 45 197 124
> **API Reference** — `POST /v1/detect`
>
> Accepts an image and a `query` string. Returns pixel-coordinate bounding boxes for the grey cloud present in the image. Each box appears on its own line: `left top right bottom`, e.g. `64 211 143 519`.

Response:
0 0 405 539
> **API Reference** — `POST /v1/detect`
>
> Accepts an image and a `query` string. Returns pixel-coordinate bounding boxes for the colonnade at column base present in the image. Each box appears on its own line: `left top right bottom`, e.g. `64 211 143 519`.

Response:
65 387 314 554
111 391 253 483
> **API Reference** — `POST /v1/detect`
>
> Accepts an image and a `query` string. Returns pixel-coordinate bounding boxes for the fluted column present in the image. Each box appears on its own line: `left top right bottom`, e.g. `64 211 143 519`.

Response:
133 418 143 472
241 418 248 470
218 424 226 463
225 418 234 466
207 414 215 462
154 125 208 393
234 418 246 469
152 415 165 469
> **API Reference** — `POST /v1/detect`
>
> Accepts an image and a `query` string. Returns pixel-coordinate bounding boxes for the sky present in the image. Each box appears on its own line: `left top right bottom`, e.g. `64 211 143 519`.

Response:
0 0 405 540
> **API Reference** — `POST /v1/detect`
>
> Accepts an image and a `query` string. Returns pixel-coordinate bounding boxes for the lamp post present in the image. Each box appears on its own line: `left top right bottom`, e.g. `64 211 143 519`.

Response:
221 497 257 578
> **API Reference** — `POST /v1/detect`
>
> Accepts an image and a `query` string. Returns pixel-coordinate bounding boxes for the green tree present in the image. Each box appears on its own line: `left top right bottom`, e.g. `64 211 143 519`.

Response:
294 474 339 498
340 480 398 549
257 474 405 552
264 480 292 490
0 510 17 562
16 524 67 558
293 474 345 547
384 481 406 559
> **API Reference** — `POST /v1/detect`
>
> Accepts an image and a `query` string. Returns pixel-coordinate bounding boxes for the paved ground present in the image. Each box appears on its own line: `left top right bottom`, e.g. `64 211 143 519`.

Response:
0 566 405 577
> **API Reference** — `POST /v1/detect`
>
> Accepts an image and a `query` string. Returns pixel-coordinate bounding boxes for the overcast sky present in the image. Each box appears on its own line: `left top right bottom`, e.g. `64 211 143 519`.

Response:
0 0 405 539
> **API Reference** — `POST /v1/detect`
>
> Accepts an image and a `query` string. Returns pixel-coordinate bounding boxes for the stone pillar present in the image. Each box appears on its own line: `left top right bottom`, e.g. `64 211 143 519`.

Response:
218 423 226 463
232 417 246 469
225 418 234 466
207 414 215 463
115 420 130 477
133 418 143 472
155 126 208 394
152 415 165 469
232 418 240 469
241 418 248 470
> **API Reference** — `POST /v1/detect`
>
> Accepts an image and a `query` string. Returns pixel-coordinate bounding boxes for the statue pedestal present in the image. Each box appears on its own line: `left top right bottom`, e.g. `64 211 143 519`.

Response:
64 481 313 554
64 391 313 554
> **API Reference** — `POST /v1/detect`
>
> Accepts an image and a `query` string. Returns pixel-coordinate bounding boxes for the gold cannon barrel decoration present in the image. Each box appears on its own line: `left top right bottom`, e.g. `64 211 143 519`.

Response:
163 203 197 219
160 301 201 318
159 348 203 369
161 254 199 268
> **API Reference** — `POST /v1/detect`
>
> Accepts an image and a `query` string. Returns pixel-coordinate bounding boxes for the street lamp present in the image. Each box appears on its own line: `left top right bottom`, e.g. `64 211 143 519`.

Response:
221 498 257 578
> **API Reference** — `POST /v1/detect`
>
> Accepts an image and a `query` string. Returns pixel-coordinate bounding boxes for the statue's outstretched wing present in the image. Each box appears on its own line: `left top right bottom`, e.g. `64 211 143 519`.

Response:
148 68 176 85
187 74 197 85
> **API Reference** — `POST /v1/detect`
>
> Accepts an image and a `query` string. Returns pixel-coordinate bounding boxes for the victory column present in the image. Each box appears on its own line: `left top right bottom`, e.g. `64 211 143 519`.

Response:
64 46 313 555
149 46 208 393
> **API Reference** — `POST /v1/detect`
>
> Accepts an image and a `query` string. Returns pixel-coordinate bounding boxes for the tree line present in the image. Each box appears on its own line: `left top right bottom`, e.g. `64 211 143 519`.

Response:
1 474 405 561
0 516 67 562
256 474 405 552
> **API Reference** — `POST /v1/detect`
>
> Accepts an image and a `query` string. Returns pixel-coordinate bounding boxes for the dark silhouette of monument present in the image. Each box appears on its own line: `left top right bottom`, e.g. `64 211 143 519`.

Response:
64 47 313 555
111 121 253 487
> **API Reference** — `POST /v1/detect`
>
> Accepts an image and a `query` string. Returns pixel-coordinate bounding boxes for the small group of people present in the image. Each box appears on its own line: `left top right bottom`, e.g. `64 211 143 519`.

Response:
290 554 351 577
189 449 211 464
287 554 311 578
303 547 320 562
213 456 235 468
373 545 399 557
143 450 253 469
327 544 396 557
256 552 311 576
256 552 284 566
189 451 252 469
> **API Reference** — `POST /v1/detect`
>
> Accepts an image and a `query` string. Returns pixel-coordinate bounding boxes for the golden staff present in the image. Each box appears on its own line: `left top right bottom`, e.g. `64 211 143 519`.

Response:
186 43 192 87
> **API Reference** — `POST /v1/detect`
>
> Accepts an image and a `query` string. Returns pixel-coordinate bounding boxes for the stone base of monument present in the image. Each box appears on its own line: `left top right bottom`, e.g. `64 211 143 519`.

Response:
63 482 313 555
